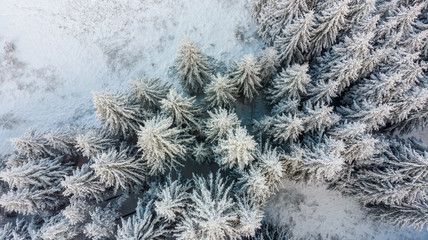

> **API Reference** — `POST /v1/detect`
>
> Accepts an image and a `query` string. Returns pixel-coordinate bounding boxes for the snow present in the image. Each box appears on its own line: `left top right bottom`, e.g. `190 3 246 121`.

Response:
265 180 428 239
1 0 428 239
0 0 262 150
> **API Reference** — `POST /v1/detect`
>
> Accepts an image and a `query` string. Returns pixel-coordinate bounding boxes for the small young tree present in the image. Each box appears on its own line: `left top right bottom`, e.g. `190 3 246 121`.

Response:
203 108 241 142
160 89 201 130
137 115 193 175
270 113 305 143
61 164 106 201
257 146 284 191
39 214 78 240
204 73 238 109
192 141 211 163
274 11 314 65
175 37 211 94
91 147 145 193
92 91 148 136
63 198 90 225
130 77 170 108
267 63 311 103
155 175 191 222
230 55 262 101
214 126 257 170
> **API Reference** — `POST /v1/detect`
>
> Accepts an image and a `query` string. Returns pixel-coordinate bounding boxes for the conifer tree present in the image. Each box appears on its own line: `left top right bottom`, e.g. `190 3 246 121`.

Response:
274 11 314 65
214 126 257 170
204 108 241 142
204 73 238 109
155 176 191 222
84 206 118 240
238 165 271 203
117 200 169 239
268 63 311 103
160 89 201 130
39 214 78 240
10 130 52 158
0 157 71 189
61 164 106 201
137 115 193 175
310 0 349 56
236 197 264 237
175 37 211 94
230 55 262 101
62 198 90 225
75 128 117 158
270 113 305 143
92 91 148 136
91 147 145 193
0 187 62 215
257 47 280 83
130 77 170 108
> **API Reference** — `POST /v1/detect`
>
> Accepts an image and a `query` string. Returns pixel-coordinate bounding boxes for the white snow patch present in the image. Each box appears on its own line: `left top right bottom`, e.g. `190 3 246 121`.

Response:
264 179 428 239
0 0 262 150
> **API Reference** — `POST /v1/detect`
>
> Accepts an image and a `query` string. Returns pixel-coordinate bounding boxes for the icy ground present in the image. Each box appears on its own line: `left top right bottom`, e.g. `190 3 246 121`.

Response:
0 0 427 239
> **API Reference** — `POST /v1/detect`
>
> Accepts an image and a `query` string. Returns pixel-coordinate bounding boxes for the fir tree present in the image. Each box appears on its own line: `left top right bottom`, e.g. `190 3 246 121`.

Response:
214 126 257 170
137 115 193 175
204 73 238 109
130 77 170 108
268 63 311 103
204 108 241 142
75 128 117 158
92 91 148 136
257 47 280 83
160 89 201 130
230 54 262 101
274 11 314 65
310 0 349 56
155 175 191 222
84 206 118 240
61 164 106 201
91 147 145 193
175 37 211 94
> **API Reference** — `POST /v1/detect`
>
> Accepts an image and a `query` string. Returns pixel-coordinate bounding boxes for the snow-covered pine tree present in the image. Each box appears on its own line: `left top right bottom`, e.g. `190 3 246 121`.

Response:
84 206 118 240
92 90 148 136
155 175 191 222
43 128 78 156
267 63 311 103
256 145 284 191
203 108 241 142
160 89 201 130
137 115 193 175
175 172 239 240
303 102 340 133
214 126 257 170
75 127 118 158
175 37 211 94
0 157 71 189
310 0 349 57
130 77 171 108
91 147 145 193
204 73 238 109
116 200 169 240
337 100 393 131
235 197 264 238
257 47 280 83
61 164 106 201
0 218 34 240
257 0 310 44
10 130 52 158
271 97 300 115
237 165 271 203
0 187 62 215
274 11 314 65
38 213 78 240
270 113 305 143
230 54 262 101
62 197 90 225
191 141 211 163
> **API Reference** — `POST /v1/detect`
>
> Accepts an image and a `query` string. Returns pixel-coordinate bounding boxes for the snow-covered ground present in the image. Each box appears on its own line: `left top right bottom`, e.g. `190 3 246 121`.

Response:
1 0 427 239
